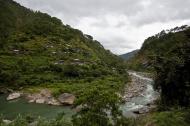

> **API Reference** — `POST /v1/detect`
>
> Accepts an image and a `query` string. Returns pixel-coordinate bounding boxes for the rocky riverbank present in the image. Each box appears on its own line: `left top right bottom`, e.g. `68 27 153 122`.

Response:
123 72 149 102
6 89 75 106
122 71 159 115
25 89 61 105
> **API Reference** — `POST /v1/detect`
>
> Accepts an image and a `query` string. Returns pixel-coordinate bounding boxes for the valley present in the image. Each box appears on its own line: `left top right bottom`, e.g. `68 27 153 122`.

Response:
0 0 190 126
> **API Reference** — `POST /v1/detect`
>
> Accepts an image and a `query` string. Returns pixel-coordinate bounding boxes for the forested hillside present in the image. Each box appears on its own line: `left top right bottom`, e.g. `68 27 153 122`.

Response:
0 0 127 91
127 25 190 71
126 25 190 126
128 25 190 106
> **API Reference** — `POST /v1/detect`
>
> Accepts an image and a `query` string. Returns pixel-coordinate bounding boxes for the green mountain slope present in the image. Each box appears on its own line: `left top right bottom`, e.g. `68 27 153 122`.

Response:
0 0 127 94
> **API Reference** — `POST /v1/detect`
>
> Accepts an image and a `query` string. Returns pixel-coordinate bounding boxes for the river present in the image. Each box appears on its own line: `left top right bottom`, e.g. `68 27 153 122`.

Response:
120 71 159 117
0 94 75 120
0 71 158 119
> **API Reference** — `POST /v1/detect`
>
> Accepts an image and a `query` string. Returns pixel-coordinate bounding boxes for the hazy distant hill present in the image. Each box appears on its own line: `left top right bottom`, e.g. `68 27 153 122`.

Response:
119 50 139 60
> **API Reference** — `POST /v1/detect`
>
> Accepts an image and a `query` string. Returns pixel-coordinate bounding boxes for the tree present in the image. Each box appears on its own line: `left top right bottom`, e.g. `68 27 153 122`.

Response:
72 86 127 126
154 42 190 107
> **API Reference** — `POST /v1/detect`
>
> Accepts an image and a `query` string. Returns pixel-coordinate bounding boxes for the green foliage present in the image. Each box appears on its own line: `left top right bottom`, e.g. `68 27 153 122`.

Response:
153 28 190 107
62 65 82 77
9 115 28 126
152 111 189 126
72 86 128 126
148 110 189 126
126 109 190 126
0 114 72 126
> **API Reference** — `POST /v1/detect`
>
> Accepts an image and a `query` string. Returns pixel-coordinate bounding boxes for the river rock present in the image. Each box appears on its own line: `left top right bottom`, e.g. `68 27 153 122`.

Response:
26 93 41 103
47 98 61 106
29 121 38 126
25 89 62 106
28 99 35 103
25 89 76 106
74 105 83 112
7 92 22 100
3 120 12 125
58 93 75 105
36 98 45 104
133 107 149 114
40 89 51 97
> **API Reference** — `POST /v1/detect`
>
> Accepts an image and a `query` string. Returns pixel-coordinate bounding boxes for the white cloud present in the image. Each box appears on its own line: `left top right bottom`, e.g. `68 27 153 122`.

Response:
15 0 190 54
75 15 190 54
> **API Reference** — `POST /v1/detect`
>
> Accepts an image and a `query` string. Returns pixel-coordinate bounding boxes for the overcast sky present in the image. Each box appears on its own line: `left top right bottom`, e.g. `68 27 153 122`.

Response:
15 0 190 55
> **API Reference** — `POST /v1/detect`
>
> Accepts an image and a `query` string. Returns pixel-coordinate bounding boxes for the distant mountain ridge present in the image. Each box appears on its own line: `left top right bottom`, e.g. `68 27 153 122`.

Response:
119 50 139 60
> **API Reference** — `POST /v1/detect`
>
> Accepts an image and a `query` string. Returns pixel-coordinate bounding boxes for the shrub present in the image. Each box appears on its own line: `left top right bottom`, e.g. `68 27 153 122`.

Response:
63 65 82 77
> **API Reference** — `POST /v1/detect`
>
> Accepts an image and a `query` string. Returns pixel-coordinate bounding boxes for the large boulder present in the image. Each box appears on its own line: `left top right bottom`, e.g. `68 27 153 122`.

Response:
35 98 45 104
7 92 22 100
58 93 75 105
